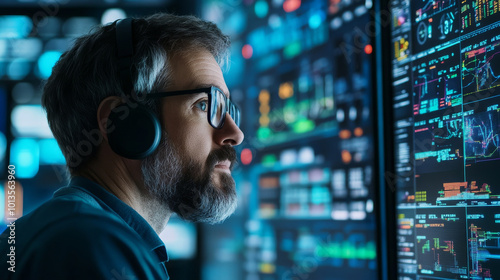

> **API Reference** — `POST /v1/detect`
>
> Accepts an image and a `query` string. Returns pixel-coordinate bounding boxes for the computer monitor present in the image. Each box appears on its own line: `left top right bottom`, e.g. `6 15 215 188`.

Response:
390 0 500 279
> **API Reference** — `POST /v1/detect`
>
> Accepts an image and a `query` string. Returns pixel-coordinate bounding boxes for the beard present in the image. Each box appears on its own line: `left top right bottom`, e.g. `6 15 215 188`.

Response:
141 133 238 224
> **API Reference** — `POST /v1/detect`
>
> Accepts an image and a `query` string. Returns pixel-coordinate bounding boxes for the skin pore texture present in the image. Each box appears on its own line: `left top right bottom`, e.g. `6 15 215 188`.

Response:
80 47 244 234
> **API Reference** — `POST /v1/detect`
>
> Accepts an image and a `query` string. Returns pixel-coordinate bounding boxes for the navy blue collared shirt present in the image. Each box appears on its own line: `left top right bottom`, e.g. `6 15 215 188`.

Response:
0 176 169 279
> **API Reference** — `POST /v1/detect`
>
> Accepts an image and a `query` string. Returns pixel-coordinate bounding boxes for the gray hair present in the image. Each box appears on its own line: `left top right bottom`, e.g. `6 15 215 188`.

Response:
42 13 231 175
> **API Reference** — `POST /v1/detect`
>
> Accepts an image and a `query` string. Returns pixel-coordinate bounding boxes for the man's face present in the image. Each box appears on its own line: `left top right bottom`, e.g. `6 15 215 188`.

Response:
141 48 244 224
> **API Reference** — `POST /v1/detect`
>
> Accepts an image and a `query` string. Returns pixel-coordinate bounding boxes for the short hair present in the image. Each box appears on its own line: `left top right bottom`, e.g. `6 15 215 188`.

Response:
42 13 231 175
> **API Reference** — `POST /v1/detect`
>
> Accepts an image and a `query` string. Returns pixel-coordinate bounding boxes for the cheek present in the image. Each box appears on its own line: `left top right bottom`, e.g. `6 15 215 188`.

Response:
175 123 212 164
161 101 213 164
182 127 212 164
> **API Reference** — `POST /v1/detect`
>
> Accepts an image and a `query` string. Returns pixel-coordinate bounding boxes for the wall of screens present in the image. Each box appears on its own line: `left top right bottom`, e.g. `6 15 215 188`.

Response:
390 0 500 279
203 0 380 279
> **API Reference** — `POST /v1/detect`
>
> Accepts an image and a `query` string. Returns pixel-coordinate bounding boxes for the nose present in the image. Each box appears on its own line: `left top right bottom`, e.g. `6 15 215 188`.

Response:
214 113 244 146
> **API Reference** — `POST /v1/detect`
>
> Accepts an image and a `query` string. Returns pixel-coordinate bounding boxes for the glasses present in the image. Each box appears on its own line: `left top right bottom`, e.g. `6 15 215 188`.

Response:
146 86 241 129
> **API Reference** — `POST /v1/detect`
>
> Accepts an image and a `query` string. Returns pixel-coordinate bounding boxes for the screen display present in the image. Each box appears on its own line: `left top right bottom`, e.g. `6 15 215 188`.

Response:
390 0 500 279
204 0 379 279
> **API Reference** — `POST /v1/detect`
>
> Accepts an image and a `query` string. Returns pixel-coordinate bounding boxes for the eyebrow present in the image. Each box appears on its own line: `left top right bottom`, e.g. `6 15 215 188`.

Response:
196 83 230 98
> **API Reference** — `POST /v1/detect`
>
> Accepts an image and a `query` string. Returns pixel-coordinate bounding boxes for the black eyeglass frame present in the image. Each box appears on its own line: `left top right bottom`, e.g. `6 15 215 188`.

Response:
146 86 241 129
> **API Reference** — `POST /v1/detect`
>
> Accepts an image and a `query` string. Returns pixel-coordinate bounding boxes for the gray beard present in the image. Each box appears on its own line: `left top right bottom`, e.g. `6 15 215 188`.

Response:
141 133 237 224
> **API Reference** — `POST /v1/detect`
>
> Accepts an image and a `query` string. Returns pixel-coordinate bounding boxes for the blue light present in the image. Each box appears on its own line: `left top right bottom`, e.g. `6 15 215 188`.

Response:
11 105 53 138
268 14 282 29
225 42 245 88
39 138 65 165
101 8 127 25
308 11 325 29
37 51 62 79
0 39 6 57
159 219 197 259
0 16 32 38
255 0 269 18
10 138 39 179
62 17 98 38
11 38 43 60
7 58 30 80
226 9 247 35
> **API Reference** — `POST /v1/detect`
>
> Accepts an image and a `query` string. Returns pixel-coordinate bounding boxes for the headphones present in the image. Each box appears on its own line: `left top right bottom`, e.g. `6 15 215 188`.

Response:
106 18 161 159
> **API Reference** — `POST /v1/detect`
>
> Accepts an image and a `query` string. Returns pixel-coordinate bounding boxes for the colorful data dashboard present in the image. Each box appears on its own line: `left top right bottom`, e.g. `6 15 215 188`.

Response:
390 0 500 279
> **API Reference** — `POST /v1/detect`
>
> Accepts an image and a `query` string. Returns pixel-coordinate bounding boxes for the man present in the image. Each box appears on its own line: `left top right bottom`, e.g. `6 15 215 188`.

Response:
0 13 244 279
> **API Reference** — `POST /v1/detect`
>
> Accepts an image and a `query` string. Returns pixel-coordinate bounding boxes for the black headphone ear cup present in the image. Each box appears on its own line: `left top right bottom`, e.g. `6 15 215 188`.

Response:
107 104 161 159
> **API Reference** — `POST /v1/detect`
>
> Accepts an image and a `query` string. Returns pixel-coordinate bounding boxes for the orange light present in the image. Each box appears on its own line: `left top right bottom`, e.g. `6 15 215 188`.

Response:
259 115 270 126
341 150 352 164
354 127 363 137
364 44 373 54
278 82 294 99
339 129 351 139
241 148 253 165
283 0 301 12
242 44 253 59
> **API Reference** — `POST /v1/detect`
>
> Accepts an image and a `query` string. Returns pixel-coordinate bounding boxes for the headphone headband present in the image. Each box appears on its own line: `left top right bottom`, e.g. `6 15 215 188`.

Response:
116 18 135 96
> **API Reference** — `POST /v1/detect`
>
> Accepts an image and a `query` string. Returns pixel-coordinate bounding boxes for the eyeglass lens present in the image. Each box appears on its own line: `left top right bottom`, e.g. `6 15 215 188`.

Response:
210 89 226 128
209 87 241 129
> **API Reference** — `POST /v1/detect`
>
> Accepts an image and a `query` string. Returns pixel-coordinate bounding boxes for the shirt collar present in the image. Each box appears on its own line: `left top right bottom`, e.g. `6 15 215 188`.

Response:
67 176 169 262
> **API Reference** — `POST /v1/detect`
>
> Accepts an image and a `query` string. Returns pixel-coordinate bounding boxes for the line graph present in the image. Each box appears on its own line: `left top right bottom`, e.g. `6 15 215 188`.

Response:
462 33 500 99
415 116 463 174
465 108 500 163
413 46 461 115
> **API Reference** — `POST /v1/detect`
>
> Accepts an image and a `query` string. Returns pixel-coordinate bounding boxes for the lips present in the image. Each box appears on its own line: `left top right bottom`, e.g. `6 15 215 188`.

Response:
214 160 231 170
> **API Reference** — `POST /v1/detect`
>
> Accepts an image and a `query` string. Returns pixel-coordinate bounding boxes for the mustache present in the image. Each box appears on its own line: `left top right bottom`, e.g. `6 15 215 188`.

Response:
206 145 237 171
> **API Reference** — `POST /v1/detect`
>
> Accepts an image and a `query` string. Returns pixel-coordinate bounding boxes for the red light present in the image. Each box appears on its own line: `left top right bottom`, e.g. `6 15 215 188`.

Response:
242 44 253 59
364 44 373 54
241 148 253 165
283 0 301 13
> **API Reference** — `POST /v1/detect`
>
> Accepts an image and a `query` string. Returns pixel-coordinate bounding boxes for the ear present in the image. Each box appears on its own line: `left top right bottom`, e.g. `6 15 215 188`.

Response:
97 96 123 142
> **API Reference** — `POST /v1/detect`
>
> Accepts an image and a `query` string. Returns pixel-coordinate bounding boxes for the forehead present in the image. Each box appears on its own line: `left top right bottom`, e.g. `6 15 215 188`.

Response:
168 48 229 97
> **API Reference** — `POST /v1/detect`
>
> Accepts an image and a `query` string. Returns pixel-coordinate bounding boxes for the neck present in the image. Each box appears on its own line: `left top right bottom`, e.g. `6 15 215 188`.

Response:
77 157 171 234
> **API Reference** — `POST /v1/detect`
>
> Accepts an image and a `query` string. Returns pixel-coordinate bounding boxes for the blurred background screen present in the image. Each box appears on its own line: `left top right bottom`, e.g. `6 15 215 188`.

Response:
0 1 203 279
200 0 379 279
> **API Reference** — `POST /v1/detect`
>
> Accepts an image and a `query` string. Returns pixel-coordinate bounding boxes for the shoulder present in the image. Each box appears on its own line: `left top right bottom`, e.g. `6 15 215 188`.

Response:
0 197 165 279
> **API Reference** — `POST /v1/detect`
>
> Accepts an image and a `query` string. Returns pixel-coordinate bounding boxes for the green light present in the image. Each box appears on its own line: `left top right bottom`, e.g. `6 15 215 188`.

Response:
342 241 353 258
284 41 301 59
315 241 376 260
255 0 269 18
257 127 272 140
293 119 315 134
283 105 297 124
262 154 277 166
